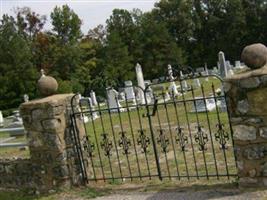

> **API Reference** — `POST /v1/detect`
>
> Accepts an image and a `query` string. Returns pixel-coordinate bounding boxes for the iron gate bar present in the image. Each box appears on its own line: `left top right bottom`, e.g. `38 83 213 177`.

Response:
70 94 88 184
161 90 180 179
97 101 114 181
154 92 171 180
191 85 209 179
179 79 199 179
79 99 97 182
89 101 106 181
171 92 190 180
124 93 142 180
200 84 219 179
115 96 133 181
145 92 162 180
211 84 230 179
134 92 152 179
106 98 124 181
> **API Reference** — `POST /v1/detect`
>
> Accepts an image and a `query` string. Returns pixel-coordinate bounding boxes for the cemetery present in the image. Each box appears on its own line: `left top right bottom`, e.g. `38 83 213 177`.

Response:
1 1 267 199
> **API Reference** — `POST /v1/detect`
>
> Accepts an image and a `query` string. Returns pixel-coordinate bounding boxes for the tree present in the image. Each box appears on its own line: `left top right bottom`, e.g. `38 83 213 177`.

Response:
15 7 46 40
0 15 38 110
50 5 82 44
138 13 185 79
153 0 194 46
103 31 133 87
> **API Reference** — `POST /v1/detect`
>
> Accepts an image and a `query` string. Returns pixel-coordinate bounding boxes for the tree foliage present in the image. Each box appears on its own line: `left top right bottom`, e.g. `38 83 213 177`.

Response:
1 2 267 111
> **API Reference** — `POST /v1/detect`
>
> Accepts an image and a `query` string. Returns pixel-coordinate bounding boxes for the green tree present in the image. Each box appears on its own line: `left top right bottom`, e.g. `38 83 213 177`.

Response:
138 13 185 79
103 31 133 86
0 15 38 110
50 5 82 44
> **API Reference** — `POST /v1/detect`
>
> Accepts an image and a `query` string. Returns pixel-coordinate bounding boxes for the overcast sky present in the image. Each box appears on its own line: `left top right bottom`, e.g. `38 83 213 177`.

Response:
0 0 158 33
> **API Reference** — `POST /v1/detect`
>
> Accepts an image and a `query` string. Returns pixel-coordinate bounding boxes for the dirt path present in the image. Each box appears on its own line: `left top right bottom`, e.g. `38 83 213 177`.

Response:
92 189 267 200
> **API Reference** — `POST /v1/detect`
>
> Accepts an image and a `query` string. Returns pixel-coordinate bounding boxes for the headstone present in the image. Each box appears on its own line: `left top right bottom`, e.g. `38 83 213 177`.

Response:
136 63 146 104
180 71 189 91
235 61 241 68
218 51 228 78
23 94 29 102
0 111 3 127
226 60 231 71
164 91 171 101
90 90 98 106
124 81 135 100
204 63 209 81
107 88 124 111
193 79 201 88
79 97 99 121
168 64 179 96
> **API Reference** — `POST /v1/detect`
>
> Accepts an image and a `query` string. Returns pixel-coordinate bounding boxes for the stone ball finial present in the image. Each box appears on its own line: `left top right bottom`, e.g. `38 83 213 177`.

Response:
37 69 58 97
241 43 267 69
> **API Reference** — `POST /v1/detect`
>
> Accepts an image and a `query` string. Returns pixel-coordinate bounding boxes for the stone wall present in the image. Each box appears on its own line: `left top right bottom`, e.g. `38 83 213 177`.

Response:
225 70 267 186
0 94 86 193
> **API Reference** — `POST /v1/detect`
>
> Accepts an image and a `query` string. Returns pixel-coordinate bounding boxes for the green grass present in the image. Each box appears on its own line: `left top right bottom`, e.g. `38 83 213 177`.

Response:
0 132 30 159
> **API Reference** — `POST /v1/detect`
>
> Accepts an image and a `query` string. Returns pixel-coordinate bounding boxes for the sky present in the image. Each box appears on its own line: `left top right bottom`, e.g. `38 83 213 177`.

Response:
0 0 158 33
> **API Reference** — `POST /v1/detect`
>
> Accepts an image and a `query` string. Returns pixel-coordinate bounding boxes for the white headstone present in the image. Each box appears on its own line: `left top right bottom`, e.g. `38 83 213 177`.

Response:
0 111 3 127
168 64 179 96
180 71 188 91
90 90 98 106
23 94 29 102
218 51 228 78
124 81 135 100
235 61 241 67
107 88 123 111
164 91 171 102
136 63 146 104
193 79 201 88
204 63 209 81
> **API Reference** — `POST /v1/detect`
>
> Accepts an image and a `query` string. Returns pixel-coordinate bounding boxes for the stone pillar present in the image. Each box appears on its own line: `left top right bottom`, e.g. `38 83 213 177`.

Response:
19 94 85 192
225 72 267 186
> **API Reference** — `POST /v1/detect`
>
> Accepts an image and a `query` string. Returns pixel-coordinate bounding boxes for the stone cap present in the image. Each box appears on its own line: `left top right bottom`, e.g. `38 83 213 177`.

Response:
225 65 267 81
20 94 74 109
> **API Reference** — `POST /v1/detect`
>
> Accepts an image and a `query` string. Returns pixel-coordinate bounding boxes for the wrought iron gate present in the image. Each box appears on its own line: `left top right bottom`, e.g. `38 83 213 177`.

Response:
71 74 237 183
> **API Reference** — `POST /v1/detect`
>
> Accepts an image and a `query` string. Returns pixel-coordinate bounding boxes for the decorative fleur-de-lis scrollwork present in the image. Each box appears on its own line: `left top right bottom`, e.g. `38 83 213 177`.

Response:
194 126 208 151
137 130 150 153
82 136 95 158
215 123 229 149
175 127 188 151
157 129 169 153
100 133 113 157
118 131 131 155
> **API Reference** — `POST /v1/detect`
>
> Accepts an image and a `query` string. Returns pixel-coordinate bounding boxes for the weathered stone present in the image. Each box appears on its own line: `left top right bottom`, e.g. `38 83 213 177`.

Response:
248 169 257 177
237 100 249 114
38 75 58 97
239 177 258 184
247 87 267 115
245 118 263 124
230 117 243 124
241 43 267 69
240 77 261 89
261 162 267 176
223 82 232 93
260 75 267 85
237 161 244 171
41 119 61 131
233 125 257 141
260 127 267 139
243 146 265 160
